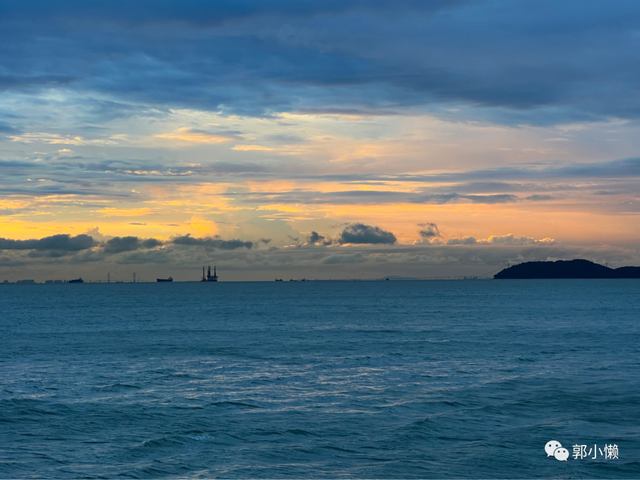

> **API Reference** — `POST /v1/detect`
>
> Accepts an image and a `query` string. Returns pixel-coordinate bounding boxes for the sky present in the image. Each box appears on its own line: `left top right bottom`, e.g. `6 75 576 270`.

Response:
1 0 639 281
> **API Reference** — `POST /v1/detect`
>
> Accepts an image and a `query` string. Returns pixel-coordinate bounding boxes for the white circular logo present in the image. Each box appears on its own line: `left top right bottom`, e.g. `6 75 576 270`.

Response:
545 440 562 457
545 440 568 461
554 447 569 461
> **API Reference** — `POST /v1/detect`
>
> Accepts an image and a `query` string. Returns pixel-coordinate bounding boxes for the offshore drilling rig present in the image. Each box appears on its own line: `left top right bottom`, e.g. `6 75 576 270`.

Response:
201 266 218 282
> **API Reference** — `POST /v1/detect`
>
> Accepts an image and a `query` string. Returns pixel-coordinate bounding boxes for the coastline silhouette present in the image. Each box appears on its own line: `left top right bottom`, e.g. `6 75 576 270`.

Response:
494 259 640 279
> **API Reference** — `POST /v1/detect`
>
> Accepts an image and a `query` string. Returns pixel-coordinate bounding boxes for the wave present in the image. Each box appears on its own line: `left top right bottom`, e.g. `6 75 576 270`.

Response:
209 401 261 409
92 383 142 391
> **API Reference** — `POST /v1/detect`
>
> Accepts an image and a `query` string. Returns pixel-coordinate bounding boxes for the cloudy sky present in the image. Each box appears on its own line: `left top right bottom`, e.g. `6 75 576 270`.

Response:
1 0 639 281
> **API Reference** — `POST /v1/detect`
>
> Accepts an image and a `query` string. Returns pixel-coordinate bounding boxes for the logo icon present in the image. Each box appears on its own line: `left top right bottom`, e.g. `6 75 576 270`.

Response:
554 447 569 461
545 440 568 461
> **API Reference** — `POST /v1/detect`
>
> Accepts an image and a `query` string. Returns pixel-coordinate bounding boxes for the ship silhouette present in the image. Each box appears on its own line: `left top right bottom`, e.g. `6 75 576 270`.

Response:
201 266 218 282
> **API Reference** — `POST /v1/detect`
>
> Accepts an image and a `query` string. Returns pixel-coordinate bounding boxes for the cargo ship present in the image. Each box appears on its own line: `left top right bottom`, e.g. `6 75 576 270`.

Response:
69 278 84 283
157 277 173 282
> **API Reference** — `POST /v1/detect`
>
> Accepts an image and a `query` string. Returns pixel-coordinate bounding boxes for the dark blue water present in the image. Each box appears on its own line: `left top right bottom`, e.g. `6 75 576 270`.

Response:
1 280 639 478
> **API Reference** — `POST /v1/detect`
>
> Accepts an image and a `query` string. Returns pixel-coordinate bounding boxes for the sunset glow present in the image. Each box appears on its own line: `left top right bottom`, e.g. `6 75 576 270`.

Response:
1 1 639 281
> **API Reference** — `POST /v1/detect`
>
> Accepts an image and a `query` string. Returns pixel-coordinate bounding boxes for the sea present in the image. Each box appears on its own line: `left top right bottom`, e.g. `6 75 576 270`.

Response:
0 280 638 479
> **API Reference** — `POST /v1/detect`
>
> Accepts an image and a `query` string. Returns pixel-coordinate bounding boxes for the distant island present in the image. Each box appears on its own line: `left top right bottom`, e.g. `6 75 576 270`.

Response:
494 259 640 279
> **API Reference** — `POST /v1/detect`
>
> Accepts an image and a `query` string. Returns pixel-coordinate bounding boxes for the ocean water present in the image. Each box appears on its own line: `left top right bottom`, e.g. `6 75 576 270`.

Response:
0 280 638 479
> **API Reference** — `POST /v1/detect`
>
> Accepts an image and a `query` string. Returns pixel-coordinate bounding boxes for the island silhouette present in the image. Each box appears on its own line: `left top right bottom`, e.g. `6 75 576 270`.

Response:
494 259 640 279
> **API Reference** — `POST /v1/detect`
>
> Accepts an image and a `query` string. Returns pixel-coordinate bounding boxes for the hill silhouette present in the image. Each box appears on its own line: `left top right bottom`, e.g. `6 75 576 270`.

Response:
494 259 640 279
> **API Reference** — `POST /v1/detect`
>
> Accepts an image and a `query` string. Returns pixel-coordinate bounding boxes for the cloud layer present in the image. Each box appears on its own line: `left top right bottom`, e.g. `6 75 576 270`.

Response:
0 234 95 251
1 1 639 279
338 224 397 245
1 228 637 283
1 1 639 123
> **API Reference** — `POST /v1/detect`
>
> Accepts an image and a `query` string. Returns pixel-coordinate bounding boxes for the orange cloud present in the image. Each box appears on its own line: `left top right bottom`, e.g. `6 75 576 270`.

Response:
232 145 275 151
10 133 117 146
188 217 218 237
156 127 238 144
97 208 156 217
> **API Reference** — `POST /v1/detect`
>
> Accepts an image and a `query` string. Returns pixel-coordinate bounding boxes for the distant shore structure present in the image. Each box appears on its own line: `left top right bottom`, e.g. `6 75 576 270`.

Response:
202 266 218 282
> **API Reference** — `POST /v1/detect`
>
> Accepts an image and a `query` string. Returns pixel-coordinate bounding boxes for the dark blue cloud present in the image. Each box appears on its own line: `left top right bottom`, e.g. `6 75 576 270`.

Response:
307 231 333 246
0 121 18 133
0 1 637 123
0 1 463 24
338 223 396 245
0 0 461 24
0 234 95 251
223 190 527 205
418 223 441 239
171 234 253 250
103 236 163 253
0 74 76 91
